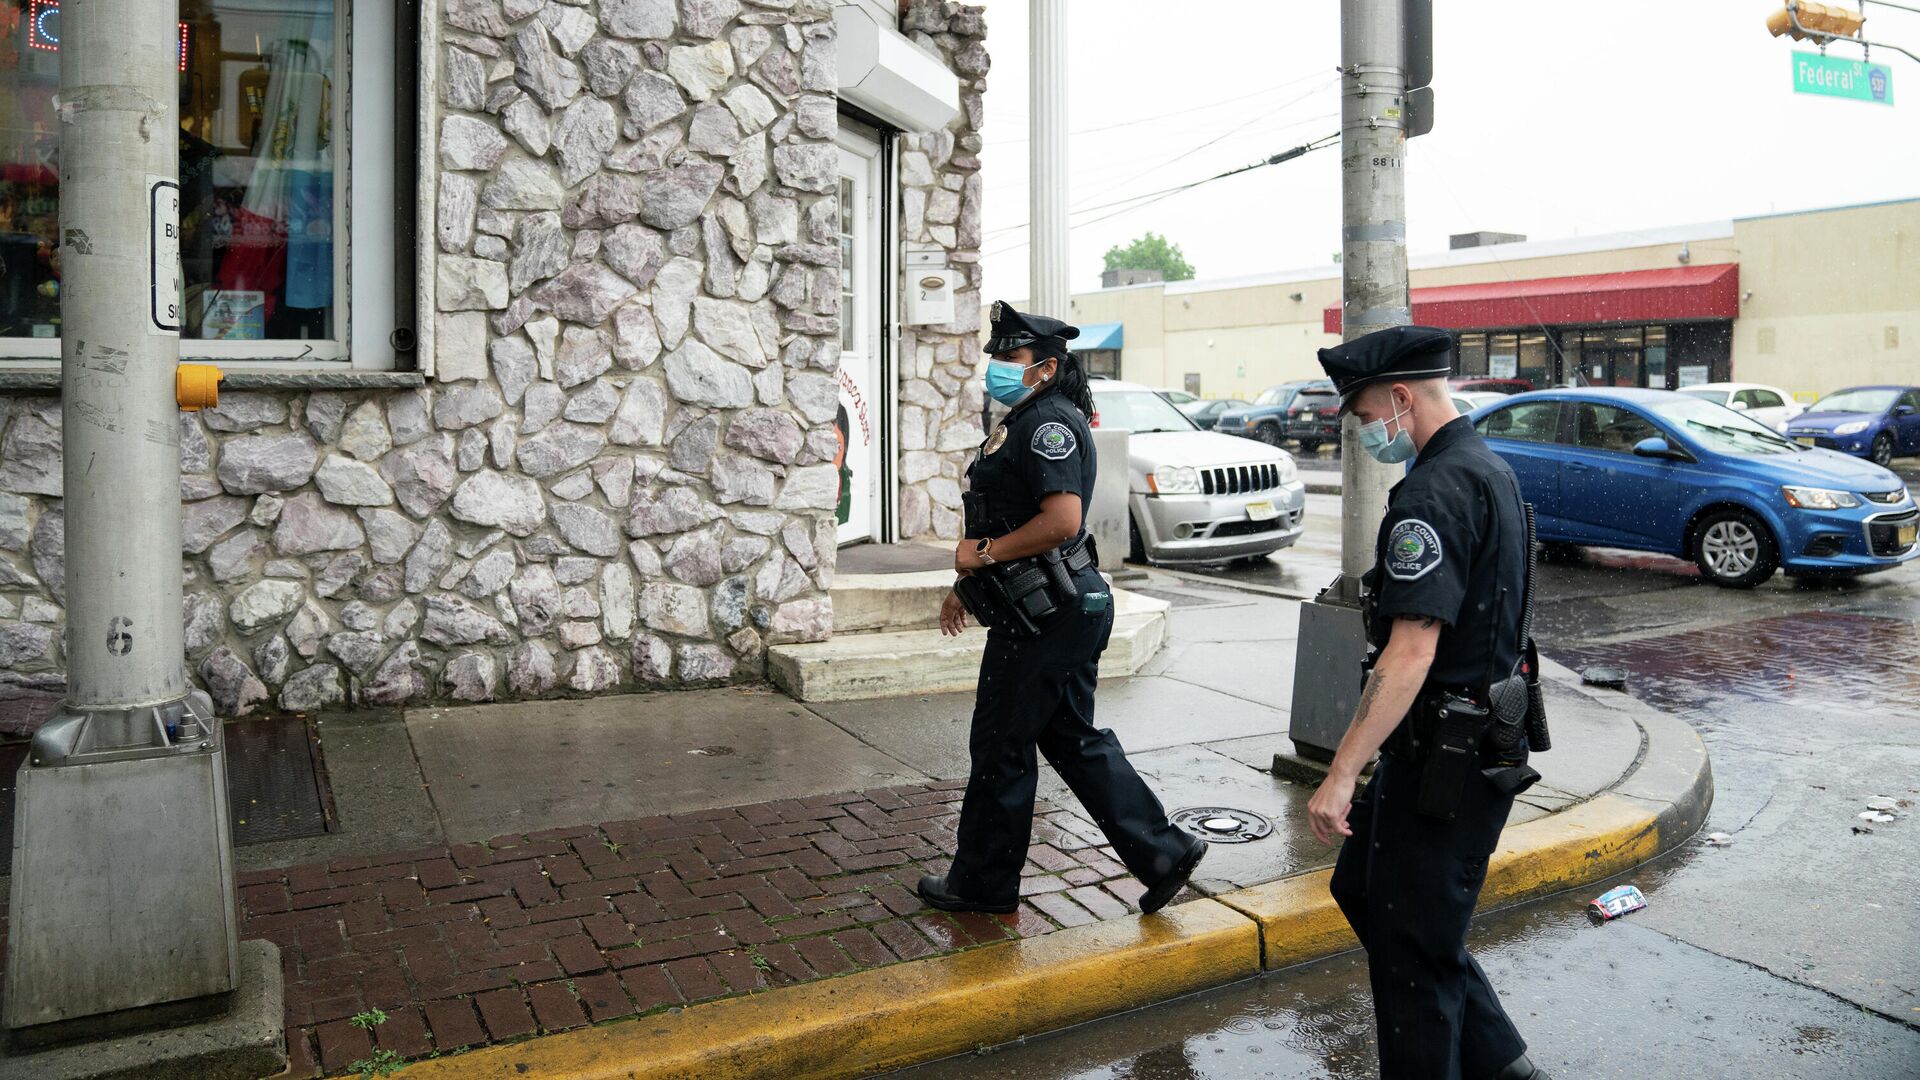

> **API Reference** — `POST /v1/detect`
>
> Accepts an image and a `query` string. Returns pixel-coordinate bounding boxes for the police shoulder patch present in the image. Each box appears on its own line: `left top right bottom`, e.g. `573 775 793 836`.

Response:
1031 421 1077 461
1385 518 1443 581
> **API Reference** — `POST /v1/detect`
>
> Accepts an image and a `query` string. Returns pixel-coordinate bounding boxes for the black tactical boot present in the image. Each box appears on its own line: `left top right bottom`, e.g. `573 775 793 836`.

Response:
1486 1052 1550 1080
1139 835 1209 915
916 874 1018 914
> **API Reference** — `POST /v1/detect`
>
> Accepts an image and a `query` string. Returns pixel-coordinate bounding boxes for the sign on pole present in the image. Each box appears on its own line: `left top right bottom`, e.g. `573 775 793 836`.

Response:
1792 50 1893 105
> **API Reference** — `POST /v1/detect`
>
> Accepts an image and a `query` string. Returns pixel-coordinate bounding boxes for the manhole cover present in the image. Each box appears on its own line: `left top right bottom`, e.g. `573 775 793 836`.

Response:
1170 806 1272 844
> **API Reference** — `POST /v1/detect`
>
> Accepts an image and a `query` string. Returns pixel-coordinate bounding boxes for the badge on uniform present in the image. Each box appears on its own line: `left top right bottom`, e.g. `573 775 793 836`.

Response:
983 427 1009 455
1032 422 1076 460
1385 519 1443 580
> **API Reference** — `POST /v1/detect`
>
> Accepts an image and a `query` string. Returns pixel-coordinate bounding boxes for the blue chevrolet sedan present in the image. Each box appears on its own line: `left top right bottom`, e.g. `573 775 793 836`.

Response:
1471 388 1919 587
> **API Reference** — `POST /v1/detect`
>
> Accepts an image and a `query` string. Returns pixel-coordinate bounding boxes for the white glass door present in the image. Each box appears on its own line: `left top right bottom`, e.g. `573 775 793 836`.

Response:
835 136 883 545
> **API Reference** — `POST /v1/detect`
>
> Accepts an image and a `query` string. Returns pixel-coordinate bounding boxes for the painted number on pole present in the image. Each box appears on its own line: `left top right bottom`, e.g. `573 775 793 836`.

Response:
1371 157 1401 168
147 176 181 335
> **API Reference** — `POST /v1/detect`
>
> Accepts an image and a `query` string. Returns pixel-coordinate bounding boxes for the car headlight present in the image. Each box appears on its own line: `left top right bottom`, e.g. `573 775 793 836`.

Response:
1150 465 1201 495
1782 486 1861 510
1277 456 1297 484
1833 420 1871 436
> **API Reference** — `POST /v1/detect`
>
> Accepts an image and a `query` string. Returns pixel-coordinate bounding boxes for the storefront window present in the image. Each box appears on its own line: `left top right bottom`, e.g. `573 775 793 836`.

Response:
1487 332 1519 381
1644 325 1668 387
0 0 340 348
1517 332 1550 390
1456 332 1488 377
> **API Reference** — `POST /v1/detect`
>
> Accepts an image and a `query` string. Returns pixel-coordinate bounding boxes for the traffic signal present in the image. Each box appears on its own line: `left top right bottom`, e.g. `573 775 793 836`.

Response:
1766 3 1866 41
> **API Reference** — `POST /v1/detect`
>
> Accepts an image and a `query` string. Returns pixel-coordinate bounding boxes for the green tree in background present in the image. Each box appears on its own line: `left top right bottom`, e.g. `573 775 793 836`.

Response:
1102 232 1195 282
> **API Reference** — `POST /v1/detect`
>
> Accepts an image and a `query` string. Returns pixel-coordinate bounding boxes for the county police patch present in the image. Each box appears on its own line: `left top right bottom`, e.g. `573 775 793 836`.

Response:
1032 422 1077 460
1385 519 1443 581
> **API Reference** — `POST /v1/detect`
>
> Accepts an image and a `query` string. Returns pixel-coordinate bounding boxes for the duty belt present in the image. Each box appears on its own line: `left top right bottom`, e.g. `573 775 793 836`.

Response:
953 536 1098 638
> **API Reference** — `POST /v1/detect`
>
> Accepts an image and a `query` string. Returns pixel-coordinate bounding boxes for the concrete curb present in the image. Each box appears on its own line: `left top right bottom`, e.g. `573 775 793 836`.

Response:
1304 479 1342 496
388 901 1260 1080
378 692 1711 1080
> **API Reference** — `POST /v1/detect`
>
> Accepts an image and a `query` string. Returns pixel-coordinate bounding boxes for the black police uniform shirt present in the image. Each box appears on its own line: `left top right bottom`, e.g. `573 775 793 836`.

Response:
1365 416 1527 690
964 387 1095 543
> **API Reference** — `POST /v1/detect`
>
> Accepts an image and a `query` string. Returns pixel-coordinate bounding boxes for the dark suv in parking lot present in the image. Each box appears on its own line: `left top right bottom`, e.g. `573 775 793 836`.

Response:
1284 384 1343 452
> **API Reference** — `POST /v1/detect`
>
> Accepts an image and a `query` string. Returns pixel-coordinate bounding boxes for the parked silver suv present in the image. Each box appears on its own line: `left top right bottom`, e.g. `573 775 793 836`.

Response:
1090 381 1307 565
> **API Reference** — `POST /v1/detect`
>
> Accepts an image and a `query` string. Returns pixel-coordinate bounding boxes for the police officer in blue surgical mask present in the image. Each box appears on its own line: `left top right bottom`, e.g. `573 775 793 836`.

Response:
1307 325 1548 1080
917 302 1207 917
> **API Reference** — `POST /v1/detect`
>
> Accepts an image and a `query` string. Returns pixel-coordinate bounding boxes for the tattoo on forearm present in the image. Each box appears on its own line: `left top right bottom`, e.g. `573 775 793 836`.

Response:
1353 670 1384 723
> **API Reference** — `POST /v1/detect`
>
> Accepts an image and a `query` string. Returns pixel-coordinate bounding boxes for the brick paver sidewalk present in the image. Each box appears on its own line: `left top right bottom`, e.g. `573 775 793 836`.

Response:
235 780 1147 1076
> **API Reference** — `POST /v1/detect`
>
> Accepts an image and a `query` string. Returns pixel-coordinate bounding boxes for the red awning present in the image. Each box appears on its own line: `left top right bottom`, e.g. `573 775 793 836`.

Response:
1322 263 1739 335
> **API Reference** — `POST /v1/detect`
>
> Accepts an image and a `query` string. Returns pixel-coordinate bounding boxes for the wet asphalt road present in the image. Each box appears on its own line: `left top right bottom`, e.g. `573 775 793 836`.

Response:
891 493 1920 1079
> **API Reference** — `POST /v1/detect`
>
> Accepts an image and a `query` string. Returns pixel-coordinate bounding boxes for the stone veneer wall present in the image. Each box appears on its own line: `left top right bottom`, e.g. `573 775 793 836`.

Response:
894 0 987 541
0 0 986 717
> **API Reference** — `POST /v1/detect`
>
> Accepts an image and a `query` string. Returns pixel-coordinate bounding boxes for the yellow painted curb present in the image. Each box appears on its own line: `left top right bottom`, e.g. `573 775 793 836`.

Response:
1215 792 1674 971
394 898 1260 1080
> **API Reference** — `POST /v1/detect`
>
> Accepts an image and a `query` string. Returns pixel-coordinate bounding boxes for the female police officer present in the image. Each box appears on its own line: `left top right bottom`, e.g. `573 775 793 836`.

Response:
916 302 1208 917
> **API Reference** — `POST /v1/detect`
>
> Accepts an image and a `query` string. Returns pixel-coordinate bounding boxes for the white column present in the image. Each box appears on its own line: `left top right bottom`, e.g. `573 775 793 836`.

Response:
1029 0 1069 318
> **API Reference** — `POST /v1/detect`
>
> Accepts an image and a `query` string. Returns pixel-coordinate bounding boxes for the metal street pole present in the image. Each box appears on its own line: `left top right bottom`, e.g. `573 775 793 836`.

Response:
4 0 239 1037
1029 0 1070 318
1336 0 1410 582
1282 0 1412 766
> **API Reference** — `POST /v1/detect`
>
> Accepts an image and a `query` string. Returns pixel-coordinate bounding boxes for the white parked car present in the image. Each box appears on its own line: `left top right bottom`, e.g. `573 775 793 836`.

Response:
1090 380 1306 565
1679 382 1805 433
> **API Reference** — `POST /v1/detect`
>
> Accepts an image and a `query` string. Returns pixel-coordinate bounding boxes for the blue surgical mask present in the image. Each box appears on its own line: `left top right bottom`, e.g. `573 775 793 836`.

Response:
984 359 1039 407
1358 400 1416 464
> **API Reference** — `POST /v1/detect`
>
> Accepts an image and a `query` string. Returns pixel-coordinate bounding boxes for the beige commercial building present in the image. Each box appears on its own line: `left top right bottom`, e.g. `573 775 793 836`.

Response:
1056 197 1918 403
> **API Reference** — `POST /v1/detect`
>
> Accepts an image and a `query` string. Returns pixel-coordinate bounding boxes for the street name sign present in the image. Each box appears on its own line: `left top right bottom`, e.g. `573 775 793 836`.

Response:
1792 51 1893 105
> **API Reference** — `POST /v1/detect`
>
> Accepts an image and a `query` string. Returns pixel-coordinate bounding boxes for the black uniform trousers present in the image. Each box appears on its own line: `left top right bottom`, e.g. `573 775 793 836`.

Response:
1329 753 1529 1080
947 569 1192 902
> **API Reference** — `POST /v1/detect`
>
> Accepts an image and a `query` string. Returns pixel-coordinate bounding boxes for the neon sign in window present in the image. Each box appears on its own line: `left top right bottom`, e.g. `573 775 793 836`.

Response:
26 1 190 72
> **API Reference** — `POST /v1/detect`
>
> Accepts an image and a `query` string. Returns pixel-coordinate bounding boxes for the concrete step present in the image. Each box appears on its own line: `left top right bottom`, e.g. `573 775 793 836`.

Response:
831 570 954 634
772 590 1171 703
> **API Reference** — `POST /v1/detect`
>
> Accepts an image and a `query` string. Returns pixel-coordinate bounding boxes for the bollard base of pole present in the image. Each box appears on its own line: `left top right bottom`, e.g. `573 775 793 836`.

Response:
0 940 286 1080
1286 576 1371 760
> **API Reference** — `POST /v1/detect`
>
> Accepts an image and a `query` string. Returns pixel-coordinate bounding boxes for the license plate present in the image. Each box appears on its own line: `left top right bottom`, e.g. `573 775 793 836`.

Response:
1900 523 1917 547
1245 500 1279 522
1796 436 1817 447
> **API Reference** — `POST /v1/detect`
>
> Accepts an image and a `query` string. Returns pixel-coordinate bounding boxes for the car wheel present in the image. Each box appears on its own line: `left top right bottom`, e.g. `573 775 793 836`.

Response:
1871 432 1895 467
1128 513 1147 564
1692 508 1778 589
1257 423 1286 447
1297 439 1321 454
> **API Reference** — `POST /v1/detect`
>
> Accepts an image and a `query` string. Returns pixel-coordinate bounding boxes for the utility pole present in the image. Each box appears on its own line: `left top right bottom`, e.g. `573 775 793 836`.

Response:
1336 0 1411 577
1282 0 1419 766
1029 0 1069 318
4 0 240 1039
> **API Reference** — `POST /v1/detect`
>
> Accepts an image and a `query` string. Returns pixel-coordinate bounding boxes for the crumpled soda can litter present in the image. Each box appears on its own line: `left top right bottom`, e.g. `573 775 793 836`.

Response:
1587 885 1647 925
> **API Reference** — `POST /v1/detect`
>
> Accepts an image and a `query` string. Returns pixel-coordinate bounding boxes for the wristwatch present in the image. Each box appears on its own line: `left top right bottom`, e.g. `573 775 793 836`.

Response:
975 537 996 565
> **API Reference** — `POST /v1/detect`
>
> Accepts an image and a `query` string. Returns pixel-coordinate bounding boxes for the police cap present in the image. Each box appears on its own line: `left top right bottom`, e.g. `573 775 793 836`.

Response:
1316 325 1455 410
985 300 1080 355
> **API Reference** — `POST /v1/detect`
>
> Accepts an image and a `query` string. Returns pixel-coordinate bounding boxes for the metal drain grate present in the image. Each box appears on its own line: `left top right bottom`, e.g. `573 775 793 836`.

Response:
1170 806 1273 844
0 715 336 874
225 715 337 846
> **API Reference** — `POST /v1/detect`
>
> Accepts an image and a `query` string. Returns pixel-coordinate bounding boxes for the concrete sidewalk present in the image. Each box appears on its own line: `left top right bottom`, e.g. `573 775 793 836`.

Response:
0 575 1708 1078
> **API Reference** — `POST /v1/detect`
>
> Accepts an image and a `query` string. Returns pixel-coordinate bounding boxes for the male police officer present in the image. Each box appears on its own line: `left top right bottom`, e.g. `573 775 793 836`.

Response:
1305 326 1548 1080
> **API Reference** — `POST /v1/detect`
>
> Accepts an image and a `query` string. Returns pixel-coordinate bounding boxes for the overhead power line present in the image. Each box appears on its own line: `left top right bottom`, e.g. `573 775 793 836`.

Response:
984 68 1336 147
982 133 1340 259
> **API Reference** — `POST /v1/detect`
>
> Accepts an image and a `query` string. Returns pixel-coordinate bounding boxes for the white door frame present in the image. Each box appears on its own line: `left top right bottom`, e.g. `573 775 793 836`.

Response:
835 125 892 545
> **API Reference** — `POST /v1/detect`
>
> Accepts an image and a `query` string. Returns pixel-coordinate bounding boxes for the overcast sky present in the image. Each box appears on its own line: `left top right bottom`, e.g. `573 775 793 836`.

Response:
973 0 1920 303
